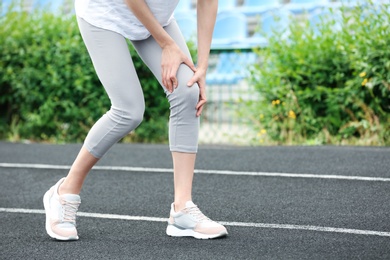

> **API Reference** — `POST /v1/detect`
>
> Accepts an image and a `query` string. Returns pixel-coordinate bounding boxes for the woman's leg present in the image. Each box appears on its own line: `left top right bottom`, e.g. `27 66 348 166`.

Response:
44 17 146 240
133 23 227 238
59 17 145 194
131 21 199 212
171 152 196 210
59 147 99 195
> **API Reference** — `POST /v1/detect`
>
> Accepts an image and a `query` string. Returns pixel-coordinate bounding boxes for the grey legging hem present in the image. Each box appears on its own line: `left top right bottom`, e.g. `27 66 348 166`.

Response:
77 17 199 158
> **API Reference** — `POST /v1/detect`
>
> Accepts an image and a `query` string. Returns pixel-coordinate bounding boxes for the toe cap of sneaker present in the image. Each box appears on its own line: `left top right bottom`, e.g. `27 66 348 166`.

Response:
194 221 227 235
51 223 78 239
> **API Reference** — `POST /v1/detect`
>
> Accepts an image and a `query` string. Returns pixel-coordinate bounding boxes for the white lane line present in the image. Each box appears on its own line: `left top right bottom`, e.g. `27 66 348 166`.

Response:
1 162 390 182
1 207 390 237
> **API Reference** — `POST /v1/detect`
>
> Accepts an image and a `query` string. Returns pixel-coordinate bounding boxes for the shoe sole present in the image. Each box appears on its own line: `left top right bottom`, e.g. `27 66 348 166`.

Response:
43 189 79 241
166 224 228 239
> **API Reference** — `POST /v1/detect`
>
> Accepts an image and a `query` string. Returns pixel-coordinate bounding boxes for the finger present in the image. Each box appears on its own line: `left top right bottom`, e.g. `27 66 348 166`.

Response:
196 89 206 108
196 107 203 117
187 73 199 87
163 65 174 92
196 98 207 111
162 65 169 92
171 75 178 89
169 66 179 89
165 75 173 93
183 56 196 72
196 85 207 107
161 72 166 91
166 76 173 92
196 100 206 117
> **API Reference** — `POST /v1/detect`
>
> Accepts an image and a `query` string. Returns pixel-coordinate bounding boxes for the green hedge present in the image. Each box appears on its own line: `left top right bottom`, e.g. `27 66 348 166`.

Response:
248 2 390 145
0 6 176 143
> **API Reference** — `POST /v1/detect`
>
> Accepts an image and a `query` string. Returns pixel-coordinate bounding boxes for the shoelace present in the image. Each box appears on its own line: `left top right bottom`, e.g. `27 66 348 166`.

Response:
185 206 211 223
60 198 80 224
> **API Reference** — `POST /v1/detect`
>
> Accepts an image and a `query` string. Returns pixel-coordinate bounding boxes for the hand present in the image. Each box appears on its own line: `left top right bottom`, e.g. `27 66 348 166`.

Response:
187 67 207 117
161 43 196 93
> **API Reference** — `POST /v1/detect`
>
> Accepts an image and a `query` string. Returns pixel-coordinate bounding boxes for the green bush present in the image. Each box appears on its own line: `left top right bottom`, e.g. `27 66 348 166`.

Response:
248 2 390 145
0 5 175 143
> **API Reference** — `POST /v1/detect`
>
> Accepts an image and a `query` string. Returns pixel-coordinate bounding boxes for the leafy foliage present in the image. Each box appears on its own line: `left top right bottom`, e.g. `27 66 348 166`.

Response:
0 5 174 143
248 2 389 145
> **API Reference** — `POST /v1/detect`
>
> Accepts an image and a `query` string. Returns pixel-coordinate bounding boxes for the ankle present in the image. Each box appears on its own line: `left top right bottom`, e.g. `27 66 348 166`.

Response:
174 200 191 212
58 181 80 196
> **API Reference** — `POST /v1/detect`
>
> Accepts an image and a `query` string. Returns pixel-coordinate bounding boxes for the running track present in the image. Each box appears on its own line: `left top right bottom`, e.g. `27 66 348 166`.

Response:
0 141 389 259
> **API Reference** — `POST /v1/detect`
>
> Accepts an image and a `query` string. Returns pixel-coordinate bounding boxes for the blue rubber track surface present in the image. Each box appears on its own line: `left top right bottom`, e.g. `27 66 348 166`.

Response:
0 142 389 259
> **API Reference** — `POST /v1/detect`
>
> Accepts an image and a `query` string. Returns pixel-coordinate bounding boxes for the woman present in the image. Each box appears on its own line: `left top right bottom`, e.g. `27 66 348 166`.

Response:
43 0 227 240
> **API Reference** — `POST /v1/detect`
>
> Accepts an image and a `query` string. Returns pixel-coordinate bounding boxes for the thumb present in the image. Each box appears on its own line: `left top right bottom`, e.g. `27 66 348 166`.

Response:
183 57 197 73
187 73 198 87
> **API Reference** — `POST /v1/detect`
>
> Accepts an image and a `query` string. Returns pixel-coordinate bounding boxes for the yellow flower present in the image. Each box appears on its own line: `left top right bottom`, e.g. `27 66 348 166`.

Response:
288 110 296 119
257 129 267 137
259 114 264 119
359 72 366 78
271 99 281 106
361 78 368 86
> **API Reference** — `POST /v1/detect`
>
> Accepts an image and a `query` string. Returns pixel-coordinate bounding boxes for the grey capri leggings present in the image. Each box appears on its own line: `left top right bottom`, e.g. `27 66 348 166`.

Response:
77 17 200 158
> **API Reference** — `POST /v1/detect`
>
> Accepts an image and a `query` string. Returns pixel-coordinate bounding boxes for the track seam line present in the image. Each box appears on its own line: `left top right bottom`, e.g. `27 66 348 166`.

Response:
0 163 390 182
1 207 390 237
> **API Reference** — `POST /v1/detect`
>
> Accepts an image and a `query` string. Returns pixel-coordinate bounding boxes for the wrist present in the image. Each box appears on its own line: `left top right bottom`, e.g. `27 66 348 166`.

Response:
160 38 175 49
196 63 209 72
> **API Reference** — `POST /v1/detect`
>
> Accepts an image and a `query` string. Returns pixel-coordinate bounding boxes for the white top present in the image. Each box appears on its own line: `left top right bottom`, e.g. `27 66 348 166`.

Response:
75 0 180 40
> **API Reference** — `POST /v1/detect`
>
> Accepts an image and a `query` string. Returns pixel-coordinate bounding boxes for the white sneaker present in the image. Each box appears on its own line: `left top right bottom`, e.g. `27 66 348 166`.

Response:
166 201 228 239
43 178 81 240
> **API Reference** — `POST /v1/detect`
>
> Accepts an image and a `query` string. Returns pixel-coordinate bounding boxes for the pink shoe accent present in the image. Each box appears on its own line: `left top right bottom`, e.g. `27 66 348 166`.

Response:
43 178 81 240
166 201 228 239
